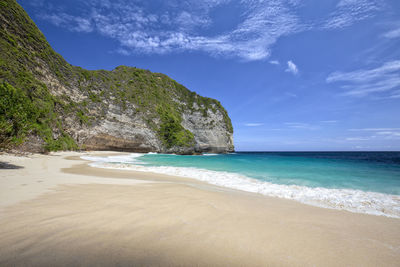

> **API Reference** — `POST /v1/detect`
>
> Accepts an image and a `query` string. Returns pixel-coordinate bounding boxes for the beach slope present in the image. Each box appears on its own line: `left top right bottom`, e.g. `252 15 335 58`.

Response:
0 152 399 266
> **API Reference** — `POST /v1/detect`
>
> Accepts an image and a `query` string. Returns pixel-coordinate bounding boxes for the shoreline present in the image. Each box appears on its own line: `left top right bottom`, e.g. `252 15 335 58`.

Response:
80 152 400 218
1 152 400 266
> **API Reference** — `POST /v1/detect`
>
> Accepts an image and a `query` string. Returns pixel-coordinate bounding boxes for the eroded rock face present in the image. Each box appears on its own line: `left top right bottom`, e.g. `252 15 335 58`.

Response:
60 94 234 154
32 69 234 154
181 109 234 153
32 64 234 154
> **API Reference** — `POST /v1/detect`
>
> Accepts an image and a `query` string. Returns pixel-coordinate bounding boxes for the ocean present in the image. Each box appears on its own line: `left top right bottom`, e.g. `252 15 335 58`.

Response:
82 152 400 218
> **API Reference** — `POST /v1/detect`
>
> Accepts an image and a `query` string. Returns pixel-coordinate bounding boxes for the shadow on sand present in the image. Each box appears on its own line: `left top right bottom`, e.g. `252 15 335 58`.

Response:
0 161 24 169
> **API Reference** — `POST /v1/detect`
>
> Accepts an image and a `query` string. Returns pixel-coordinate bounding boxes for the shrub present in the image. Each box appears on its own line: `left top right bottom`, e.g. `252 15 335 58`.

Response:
157 106 194 148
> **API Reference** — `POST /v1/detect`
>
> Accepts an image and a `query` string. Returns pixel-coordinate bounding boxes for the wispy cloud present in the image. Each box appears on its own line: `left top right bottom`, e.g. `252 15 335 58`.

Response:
41 13 93 32
244 123 264 127
39 0 303 61
326 60 400 97
285 92 297 98
29 0 45 7
285 60 299 75
382 28 400 39
322 0 383 30
33 0 383 61
376 131 400 136
346 128 400 141
284 122 317 130
320 120 338 123
345 127 400 142
269 60 280 65
345 137 371 141
387 91 400 99
327 60 400 83
349 128 400 131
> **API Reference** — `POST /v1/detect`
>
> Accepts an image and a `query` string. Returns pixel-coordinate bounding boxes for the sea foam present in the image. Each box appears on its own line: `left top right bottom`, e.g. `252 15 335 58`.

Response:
81 154 400 218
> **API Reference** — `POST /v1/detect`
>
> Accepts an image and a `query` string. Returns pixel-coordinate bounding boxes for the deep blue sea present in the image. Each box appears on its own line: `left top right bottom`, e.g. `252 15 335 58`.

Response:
83 152 400 218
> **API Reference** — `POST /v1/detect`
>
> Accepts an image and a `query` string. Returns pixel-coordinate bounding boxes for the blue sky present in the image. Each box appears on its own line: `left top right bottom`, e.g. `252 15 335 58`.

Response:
19 0 400 151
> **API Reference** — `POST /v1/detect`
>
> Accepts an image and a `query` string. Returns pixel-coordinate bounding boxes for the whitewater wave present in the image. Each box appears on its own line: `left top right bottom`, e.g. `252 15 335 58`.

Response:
81 154 145 164
81 154 400 218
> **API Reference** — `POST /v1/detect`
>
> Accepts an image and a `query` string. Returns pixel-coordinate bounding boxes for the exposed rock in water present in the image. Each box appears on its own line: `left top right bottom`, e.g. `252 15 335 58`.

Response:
0 0 234 154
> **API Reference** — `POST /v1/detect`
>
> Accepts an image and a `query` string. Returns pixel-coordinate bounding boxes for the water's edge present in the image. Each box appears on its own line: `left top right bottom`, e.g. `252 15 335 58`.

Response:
81 154 400 218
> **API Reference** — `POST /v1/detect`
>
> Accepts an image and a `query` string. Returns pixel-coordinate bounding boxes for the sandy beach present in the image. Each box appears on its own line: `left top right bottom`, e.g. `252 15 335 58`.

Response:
0 152 399 266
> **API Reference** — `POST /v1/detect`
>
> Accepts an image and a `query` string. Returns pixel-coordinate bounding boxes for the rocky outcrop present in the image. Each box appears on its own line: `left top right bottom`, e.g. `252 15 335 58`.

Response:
0 0 234 154
182 109 234 153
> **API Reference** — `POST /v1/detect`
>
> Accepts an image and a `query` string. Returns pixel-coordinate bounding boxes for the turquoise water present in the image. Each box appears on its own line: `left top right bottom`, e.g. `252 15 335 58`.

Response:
139 152 400 195
83 152 400 217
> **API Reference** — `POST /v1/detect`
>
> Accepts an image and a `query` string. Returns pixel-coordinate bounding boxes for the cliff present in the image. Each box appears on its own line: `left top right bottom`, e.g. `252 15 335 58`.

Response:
0 0 234 154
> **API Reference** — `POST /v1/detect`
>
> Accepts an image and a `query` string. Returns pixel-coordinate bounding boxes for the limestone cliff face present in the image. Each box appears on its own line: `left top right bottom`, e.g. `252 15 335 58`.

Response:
72 99 234 154
0 0 234 154
181 108 234 153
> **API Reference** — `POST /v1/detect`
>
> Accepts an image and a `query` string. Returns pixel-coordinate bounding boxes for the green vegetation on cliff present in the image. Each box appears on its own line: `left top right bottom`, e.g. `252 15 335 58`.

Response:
0 82 78 151
0 0 78 151
157 105 194 148
0 0 233 152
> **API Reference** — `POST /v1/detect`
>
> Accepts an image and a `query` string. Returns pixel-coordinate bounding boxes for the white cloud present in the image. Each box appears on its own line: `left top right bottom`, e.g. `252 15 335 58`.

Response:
285 60 299 75
388 91 400 99
38 0 304 61
376 131 400 136
244 123 264 127
36 0 383 61
41 13 93 33
327 60 400 97
115 48 130 56
347 131 400 141
327 60 400 83
345 127 400 141
175 10 211 30
323 0 383 30
349 128 400 131
345 137 371 141
382 28 400 39
28 0 45 7
269 60 280 65
284 122 317 130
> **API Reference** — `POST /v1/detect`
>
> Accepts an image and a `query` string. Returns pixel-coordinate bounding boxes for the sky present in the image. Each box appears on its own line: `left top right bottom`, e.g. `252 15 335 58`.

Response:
19 0 400 151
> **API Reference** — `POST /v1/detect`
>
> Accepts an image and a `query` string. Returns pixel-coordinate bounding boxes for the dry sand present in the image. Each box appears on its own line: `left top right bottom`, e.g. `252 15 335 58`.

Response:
0 152 399 266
